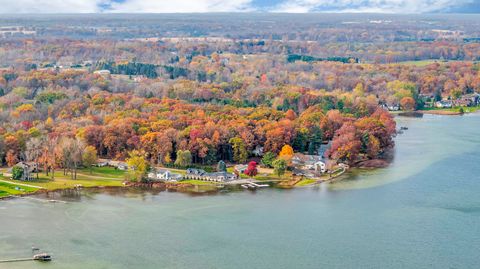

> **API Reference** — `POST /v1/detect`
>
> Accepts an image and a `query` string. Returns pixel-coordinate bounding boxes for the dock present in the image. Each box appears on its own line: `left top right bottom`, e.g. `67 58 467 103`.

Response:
0 253 51 263
0 247 52 263
240 182 269 189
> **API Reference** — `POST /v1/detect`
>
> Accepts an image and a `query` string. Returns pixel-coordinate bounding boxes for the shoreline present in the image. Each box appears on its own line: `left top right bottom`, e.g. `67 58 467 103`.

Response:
1 161 392 199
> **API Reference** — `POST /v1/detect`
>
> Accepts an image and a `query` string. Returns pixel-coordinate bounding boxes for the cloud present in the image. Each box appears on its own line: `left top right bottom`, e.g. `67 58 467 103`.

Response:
108 0 254 12
0 0 475 13
0 0 254 13
272 0 476 13
0 0 103 13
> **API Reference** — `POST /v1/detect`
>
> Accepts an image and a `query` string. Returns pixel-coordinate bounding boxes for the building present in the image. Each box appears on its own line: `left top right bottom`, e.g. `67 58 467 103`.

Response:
6 162 36 181
147 169 183 182
117 162 129 171
93 69 111 77
252 146 264 157
234 164 248 174
292 153 327 173
185 168 237 182
292 169 315 178
381 103 400 111
435 100 453 108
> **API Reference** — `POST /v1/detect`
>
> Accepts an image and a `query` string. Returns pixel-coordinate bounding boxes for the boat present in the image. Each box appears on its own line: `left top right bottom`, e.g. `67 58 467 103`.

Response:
33 253 52 262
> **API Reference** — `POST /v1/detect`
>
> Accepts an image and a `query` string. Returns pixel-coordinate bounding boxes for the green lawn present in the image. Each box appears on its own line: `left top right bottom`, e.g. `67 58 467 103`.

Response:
295 179 317 187
81 166 127 178
419 106 480 113
0 167 126 193
178 180 218 185
0 180 39 197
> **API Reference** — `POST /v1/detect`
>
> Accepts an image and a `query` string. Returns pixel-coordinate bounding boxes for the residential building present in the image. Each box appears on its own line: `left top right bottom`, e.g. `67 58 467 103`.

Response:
6 162 36 181
147 169 183 182
292 153 327 173
185 168 237 182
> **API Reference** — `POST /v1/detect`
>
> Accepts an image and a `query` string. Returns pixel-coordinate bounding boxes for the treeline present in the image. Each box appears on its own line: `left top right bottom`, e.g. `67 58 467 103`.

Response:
287 54 358 64
96 61 190 80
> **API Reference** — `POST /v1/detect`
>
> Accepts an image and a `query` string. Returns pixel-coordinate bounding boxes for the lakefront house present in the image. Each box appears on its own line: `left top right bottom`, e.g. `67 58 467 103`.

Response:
5 162 36 181
292 153 327 173
185 168 237 182
147 169 183 182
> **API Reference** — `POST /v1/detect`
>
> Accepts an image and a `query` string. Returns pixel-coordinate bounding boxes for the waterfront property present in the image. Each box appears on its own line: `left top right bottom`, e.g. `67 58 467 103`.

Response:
147 169 183 182
435 100 453 108
5 162 37 181
185 168 237 182
234 164 248 174
292 153 327 173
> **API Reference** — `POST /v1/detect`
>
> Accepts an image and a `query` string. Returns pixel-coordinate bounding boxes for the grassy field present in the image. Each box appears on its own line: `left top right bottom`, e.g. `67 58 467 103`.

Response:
420 106 480 112
177 180 217 185
0 166 126 196
295 179 317 187
0 180 40 198
393 60 476 67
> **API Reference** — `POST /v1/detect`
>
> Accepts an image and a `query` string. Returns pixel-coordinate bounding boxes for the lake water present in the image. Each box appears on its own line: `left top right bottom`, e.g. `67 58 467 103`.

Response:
1 114 480 269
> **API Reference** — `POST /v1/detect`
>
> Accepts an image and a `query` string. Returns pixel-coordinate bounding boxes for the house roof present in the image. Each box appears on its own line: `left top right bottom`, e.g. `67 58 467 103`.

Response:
293 153 322 163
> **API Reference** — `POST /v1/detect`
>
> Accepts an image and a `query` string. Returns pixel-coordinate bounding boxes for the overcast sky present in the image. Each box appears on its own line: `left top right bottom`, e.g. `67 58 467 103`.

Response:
0 0 479 14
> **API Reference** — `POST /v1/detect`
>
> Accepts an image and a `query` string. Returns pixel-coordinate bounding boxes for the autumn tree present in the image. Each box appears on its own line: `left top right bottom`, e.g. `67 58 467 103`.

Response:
229 137 248 164
244 161 258 176
261 152 276 168
326 122 361 164
400 97 415 111
126 150 149 182
272 159 287 177
6 150 18 167
82 146 98 174
278 144 294 163
174 150 192 167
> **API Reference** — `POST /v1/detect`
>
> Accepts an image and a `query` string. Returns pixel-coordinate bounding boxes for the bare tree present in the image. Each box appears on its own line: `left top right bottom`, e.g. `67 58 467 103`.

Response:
26 137 43 179
55 137 85 180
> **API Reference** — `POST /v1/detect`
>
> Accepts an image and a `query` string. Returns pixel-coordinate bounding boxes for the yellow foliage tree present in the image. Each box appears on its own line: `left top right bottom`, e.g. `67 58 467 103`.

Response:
278 144 294 163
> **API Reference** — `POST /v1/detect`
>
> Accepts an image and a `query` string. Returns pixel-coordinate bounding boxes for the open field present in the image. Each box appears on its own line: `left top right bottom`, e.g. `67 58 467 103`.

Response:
0 179 40 197
418 106 480 115
0 167 126 197
393 60 477 67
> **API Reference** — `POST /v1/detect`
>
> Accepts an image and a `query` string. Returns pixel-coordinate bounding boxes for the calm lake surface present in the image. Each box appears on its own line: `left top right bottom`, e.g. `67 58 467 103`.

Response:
1 114 480 269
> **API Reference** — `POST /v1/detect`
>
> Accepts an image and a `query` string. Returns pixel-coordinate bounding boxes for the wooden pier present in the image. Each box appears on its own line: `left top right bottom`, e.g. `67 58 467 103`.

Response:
0 249 52 263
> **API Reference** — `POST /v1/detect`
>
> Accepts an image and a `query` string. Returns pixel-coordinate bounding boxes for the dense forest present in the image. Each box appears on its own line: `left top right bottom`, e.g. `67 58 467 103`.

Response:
1 14 479 173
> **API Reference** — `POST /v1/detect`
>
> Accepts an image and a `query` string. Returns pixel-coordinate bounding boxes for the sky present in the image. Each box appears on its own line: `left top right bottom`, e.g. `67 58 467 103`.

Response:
0 0 479 14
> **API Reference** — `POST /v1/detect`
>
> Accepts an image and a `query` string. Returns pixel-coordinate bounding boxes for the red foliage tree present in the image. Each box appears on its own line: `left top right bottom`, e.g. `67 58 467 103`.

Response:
244 161 258 176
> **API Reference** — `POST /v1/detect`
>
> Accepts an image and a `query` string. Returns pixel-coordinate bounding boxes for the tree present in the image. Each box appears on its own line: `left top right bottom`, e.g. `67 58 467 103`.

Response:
56 137 85 180
261 152 276 168
174 150 192 167
82 146 98 174
12 166 23 180
326 122 361 164
217 160 227 172
278 144 294 162
400 97 415 111
126 150 149 182
272 159 287 177
244 161 258 176
26 137 43 179
308 126 323 155
229 137 248 163
285 109 297 120
6 150 18 167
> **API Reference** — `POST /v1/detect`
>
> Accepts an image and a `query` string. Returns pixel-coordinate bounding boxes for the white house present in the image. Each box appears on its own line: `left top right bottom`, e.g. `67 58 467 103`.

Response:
185 168 237 182
435 100 453 108
147 169 183 182
292 153 327 173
